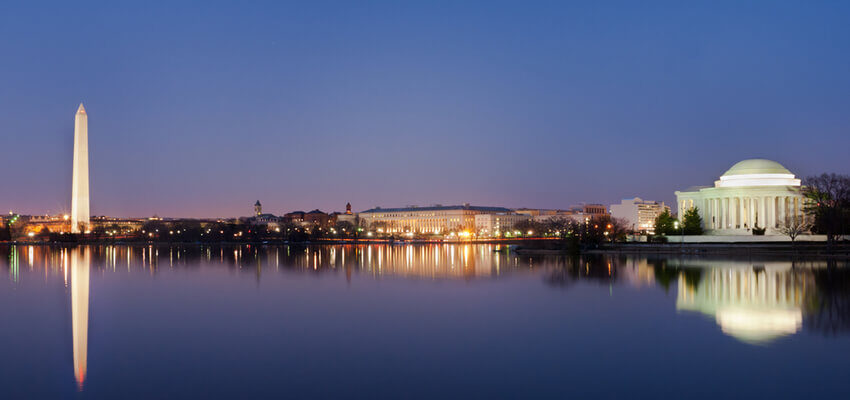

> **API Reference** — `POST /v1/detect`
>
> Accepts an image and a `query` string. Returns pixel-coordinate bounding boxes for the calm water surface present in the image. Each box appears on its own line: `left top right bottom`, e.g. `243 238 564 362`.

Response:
1 244 849 399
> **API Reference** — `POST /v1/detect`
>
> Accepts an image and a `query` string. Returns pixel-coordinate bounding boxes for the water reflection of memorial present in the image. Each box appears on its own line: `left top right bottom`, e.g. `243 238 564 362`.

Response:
2 245 849 388
675 262 810 344
544 255 850 344
670 259 850 344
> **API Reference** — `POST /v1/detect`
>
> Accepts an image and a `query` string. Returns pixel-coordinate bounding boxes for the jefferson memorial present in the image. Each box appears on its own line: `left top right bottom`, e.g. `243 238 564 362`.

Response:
675 159 806 235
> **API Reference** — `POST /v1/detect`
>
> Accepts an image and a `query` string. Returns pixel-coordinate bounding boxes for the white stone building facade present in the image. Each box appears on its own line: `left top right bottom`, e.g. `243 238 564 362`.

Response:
359 205 512 234
675 159 806 235
609 197 670 234
474 213 531 236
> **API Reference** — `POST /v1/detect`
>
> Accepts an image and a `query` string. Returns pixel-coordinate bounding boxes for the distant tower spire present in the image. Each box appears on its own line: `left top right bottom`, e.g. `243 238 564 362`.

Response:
345 202 352 215
71 103 90 233
254 200 262 216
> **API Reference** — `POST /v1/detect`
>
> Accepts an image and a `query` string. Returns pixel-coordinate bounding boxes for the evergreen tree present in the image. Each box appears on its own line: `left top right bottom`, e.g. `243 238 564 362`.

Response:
653 209 676 235
682 207 704 235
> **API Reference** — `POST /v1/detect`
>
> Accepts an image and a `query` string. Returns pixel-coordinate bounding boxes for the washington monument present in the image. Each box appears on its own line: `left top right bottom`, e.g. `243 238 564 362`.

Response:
71 103 90 233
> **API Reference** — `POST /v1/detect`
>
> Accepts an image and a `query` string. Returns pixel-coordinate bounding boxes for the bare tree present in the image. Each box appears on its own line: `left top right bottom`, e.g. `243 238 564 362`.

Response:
334 220 355 234
369 221 388 232
777 215 812 245
545 217 577 239
803 173 850 250
514 219 546 237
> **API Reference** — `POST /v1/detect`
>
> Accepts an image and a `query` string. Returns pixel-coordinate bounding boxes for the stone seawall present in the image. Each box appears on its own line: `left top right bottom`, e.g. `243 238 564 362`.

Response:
591 242 850 258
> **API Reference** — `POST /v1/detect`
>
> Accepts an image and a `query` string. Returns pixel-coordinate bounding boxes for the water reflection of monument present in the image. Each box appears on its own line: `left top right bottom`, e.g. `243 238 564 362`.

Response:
676 261 813 344
4 245 847 357
70 248 90 389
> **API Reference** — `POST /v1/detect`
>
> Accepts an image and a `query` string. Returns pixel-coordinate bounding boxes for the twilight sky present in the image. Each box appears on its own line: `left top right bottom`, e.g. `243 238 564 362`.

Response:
1 1 849 218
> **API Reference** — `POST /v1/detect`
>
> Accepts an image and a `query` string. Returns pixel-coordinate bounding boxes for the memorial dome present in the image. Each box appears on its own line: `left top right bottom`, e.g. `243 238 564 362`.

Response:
715 159 800 188
721 159 793 177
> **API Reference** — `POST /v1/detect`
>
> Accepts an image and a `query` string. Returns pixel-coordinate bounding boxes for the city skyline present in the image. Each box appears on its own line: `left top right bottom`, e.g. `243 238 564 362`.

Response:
2 1 850 218
2 3 849 399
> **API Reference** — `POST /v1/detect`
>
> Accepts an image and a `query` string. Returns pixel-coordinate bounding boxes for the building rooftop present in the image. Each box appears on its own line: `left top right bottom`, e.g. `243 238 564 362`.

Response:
360 205 512 214
721 159 793 177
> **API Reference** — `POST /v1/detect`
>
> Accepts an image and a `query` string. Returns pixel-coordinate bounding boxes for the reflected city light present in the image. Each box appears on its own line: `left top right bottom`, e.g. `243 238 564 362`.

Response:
0 244 848 394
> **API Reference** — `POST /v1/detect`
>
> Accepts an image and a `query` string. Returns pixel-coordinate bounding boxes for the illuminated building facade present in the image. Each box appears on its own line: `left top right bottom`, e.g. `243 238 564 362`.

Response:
359 204 512 234
515 206 607 225
247 200 282 226
675 159 806 235
11 214 71 236
474 213 531 236
610 197 670 234
281 210 332 228
513 208 564 217
581 204 608 217
304 209 330 227
336 203 357 226
90 216 145 231
283 211 305 225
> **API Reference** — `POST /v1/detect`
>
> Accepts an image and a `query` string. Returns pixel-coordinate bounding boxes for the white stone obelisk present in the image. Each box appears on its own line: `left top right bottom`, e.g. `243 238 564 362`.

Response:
71 103 90 233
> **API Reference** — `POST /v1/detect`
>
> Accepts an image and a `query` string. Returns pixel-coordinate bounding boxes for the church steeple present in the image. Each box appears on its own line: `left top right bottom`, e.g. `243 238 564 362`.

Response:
254 200 262 216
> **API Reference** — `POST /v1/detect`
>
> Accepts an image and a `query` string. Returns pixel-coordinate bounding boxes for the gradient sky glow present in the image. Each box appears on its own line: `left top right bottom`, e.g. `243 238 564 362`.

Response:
2 1 849 218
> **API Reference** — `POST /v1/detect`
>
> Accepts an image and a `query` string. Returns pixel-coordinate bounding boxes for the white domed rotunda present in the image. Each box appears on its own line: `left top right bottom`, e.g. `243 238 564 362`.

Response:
675 159 806 235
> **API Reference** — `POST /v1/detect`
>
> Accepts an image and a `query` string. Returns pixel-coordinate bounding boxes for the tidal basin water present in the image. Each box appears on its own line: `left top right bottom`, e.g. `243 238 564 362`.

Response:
2 245 850 399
